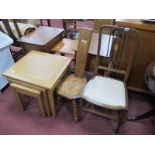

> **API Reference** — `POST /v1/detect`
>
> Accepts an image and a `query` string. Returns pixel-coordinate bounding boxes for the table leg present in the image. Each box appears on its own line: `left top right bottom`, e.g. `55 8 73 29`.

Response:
47 90 56 117
12 88 25 110
42 91 52 117
37 94 46 117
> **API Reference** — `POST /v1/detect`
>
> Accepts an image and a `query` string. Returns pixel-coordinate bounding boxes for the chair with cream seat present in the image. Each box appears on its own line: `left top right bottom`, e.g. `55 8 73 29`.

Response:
81 25 139 133
57 28 92 121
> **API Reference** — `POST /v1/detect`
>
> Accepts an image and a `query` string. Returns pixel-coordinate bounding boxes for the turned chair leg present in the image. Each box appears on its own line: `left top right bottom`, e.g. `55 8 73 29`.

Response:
72 99 79 122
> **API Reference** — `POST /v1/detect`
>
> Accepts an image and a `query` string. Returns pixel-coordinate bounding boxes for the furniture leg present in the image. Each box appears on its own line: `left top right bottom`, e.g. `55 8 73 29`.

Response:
12 88 25 110
37 93 46 117
47 20 51 27
40 20 43 26
74 21 76 30
72 99 79 122
42 91 51 117
115 110 124 134
47 90 56 117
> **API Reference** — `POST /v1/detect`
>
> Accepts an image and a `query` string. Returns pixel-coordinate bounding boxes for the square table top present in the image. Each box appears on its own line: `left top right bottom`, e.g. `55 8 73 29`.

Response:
3 50 72 89
19 26 64 45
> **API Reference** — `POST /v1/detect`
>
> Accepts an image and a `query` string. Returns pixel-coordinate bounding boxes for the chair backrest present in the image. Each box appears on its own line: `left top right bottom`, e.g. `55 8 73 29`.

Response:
94 19 115 31
0 19 22 45
75 28 92 78
95 25 139 82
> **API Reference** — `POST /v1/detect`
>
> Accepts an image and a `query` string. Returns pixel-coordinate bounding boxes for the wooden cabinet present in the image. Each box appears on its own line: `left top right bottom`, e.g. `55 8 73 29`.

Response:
115 19 155 94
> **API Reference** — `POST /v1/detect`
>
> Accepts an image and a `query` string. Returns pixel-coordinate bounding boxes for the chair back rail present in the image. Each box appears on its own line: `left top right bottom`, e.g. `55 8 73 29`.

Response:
95 25 140 82
1 19 17 42
12 19 22 38
75 28 92 78
1 19 23 45
75 40 88 78
0 23 4 32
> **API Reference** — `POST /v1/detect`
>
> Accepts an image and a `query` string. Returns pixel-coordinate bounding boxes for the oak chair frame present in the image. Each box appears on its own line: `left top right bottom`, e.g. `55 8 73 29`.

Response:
57 28 92 121
81 25 140 133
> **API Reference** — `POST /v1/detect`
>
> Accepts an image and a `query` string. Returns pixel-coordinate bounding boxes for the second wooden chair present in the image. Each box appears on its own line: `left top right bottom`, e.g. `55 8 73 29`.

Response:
56 28 92 121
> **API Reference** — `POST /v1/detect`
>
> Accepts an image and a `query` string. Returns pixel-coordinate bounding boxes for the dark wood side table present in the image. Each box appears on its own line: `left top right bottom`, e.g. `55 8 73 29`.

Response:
128 62 155 121
19 26 64 53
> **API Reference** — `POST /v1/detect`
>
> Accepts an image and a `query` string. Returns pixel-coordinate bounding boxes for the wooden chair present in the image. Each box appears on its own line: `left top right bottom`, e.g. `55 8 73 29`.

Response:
40 19 51 27
56 28 92 121
94 19 115 31
81 25 139 133
0 19 36 61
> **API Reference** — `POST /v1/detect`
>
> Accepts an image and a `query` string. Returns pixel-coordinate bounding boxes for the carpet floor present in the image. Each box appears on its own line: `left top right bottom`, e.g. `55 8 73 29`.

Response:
0 86 155 135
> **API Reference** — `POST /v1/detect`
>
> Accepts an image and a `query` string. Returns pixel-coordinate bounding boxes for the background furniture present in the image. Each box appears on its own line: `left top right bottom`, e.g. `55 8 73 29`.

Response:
0 19 36 61
40 19 51 27
0 32 14 93
19 26 64 53
81 25 139 133
0 19 36 39
51 38 78 56
84 19 115 72
3 50 71 116
57 28 92 121
62 19 76 37
128 62 155 120
94 19 115 30
115 19 155 94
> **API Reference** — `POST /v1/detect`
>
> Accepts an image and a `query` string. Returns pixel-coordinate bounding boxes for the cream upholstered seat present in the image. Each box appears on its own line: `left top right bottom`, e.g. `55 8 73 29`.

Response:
82 76 127 109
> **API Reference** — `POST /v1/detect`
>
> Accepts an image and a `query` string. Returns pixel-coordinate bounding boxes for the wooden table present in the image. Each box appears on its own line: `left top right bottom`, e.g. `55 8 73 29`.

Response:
19 26 64 53
51 32 109 55
3 50 71 116
51 32 110 72
51 38 78 55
